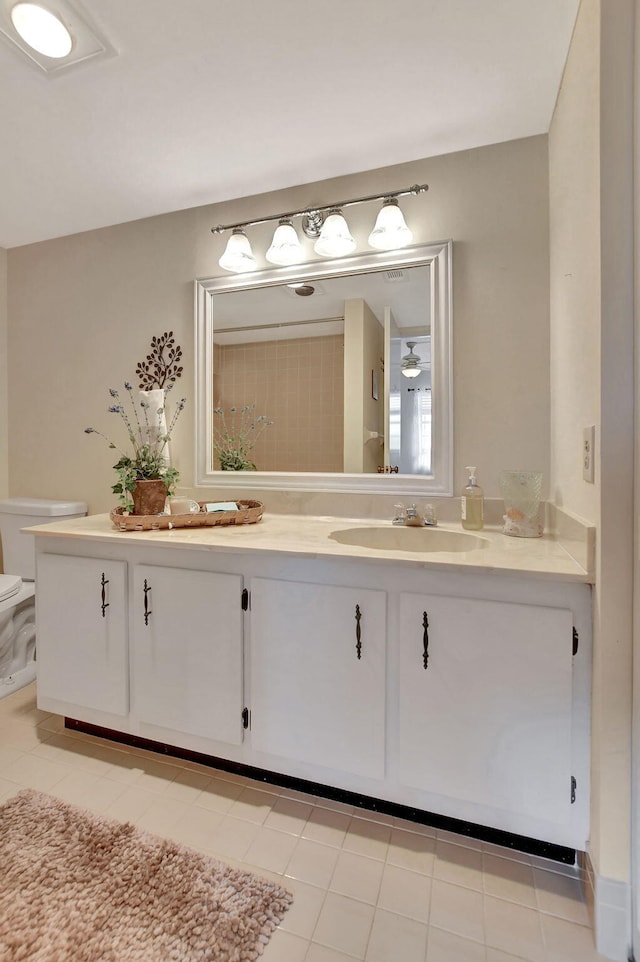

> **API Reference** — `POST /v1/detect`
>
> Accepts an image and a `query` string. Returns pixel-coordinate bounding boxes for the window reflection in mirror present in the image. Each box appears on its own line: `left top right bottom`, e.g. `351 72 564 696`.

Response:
390 334 432 474
195 242 452 495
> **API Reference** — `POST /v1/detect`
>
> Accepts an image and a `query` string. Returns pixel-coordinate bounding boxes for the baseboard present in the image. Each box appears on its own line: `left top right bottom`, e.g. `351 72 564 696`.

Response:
581 851 632 961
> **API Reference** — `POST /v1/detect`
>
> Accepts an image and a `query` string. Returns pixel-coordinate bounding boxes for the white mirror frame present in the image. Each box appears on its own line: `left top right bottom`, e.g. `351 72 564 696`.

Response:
194 240 453 495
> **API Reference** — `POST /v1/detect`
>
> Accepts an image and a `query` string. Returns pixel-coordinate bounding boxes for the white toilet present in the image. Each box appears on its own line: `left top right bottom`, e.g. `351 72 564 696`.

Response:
0 498 87 698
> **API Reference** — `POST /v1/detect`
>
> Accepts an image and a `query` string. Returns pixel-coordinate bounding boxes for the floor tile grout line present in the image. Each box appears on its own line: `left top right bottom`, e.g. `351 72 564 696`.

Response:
19 729 572 874
33 756 589 928
6 741 595 931
483 890 549 962
425 921 490 959
1 690 601 961
309 888 378 962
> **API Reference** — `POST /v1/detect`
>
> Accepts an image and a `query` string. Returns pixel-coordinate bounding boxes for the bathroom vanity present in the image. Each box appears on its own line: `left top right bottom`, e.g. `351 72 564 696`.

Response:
31 513 592 855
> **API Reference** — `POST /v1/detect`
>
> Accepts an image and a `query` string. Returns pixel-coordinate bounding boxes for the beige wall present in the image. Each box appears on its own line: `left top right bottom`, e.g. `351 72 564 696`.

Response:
0 248 7 500
549 0 600 525
6 134 549 511
595 0 634 890
550 0 634 887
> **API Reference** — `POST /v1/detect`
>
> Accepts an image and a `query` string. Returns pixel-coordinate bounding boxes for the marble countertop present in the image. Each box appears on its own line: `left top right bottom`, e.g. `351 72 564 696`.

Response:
28 512 593 583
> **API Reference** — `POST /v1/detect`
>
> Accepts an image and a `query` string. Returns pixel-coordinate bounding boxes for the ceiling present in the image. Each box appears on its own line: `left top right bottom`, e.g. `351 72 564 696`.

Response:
0 0 579 249
213 264 430 343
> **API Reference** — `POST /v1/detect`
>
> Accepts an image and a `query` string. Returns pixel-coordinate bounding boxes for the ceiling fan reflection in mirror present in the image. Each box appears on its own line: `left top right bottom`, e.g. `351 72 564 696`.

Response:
401 341 423 379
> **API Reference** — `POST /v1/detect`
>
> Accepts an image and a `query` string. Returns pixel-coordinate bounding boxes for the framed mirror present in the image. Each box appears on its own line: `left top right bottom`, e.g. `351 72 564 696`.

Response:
194 241 452 494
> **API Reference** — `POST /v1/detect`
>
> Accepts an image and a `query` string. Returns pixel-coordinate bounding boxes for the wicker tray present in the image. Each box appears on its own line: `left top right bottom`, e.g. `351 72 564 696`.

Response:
110 500 264 531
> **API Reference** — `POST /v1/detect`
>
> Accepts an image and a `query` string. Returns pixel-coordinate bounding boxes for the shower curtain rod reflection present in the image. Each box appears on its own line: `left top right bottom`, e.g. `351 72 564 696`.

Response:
214 316 344 335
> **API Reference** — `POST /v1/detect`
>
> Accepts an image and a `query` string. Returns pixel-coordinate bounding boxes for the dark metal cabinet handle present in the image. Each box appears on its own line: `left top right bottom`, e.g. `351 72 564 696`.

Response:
422 611 429 669
355 604 362 659
100 573 110 618
143 579 152 625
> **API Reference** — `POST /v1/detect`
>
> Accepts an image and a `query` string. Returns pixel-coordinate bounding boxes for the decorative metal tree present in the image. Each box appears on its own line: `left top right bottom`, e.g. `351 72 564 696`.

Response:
136 331 183 389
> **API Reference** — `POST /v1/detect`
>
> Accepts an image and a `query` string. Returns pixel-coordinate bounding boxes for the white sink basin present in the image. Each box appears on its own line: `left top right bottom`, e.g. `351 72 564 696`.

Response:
329 526 488 553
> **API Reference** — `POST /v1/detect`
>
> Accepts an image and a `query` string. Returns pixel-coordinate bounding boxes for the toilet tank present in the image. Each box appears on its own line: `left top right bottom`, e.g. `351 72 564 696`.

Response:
0 498 88 580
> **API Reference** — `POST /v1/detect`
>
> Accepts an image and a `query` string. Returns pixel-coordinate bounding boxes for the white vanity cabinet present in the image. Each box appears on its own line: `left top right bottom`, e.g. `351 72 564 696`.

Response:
33 524 592 852
131 565 244 745
396 592 574 825
250 577 386 779
36 553 128 716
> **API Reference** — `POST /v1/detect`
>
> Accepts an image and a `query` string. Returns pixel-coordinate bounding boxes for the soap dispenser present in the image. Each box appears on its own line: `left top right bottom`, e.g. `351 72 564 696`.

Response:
461 466 484 531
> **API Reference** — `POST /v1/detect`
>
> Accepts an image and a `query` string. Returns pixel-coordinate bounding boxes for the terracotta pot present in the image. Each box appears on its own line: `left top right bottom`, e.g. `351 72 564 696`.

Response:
131 479 168 515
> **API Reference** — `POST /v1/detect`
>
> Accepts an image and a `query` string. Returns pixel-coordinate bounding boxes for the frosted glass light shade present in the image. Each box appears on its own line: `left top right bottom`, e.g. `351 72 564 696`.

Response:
401 342 422 378
314 210 356 258
218 229 257 273
368 198 413 250
10 3 72 57
265 219 303 266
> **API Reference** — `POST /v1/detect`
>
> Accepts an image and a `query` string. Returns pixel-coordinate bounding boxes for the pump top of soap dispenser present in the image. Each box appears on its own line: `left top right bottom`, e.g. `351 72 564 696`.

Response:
465 466 478 485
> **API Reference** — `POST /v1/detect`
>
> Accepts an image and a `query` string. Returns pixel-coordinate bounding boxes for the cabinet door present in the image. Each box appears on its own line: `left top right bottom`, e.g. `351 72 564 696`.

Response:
37 554 128 715
250 577 386 779
398 592 574 823
132 566 243 745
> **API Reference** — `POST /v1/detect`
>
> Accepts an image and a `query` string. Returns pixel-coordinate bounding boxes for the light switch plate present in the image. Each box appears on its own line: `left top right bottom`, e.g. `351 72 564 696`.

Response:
583 425 595 483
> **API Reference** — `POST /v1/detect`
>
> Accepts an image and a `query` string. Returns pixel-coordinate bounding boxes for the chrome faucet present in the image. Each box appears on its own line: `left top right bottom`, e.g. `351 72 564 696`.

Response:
405 504 423 526
423 504 438 526
392 503 407 525
392 503 438 526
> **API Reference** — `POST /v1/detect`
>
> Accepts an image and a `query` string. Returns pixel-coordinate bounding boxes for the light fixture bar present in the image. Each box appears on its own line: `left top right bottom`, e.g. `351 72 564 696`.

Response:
211 183 429 236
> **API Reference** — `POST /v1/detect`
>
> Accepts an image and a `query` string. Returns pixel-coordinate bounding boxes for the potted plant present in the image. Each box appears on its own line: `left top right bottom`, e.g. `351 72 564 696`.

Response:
213 404 273 471
85 382 186 514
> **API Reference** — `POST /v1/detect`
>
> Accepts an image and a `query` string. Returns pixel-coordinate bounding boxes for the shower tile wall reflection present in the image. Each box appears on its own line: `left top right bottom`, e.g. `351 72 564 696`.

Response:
215 335 344 473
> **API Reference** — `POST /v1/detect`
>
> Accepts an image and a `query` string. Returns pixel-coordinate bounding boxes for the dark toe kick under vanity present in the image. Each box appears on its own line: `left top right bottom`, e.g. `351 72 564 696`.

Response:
31 512 593 863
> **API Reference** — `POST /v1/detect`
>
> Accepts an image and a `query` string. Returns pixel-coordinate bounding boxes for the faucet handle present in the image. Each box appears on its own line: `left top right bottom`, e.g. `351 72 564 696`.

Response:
392 503 407 525
422 503 438 526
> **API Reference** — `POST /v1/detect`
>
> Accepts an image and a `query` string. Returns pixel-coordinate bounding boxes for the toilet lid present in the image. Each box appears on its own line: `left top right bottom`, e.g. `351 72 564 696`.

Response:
0 574 22 603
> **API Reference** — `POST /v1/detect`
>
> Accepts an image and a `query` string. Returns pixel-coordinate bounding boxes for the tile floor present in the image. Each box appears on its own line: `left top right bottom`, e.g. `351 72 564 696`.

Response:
0 683 609 962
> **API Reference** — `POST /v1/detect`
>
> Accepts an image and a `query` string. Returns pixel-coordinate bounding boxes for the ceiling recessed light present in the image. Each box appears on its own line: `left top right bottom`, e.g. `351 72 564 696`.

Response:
10 3 72 58
0 0 114 75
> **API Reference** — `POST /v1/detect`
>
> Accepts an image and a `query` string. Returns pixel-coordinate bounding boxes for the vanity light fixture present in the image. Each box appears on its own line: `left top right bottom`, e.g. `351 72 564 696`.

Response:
313 209 356 258
265 219 303 266
10 2 72 57
401 342 422 378
212 183 428 273
368 197 413 250
218 228 258 273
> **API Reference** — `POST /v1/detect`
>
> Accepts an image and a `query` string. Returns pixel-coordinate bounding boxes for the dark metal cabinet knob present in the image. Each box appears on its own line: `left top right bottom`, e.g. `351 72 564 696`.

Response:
422 611 429 669
143 579 152 625
100 573 109 618
355 604 362 659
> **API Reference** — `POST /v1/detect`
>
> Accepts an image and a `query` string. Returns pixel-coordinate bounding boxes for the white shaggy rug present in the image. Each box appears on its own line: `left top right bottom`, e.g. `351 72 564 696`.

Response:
0 789 292 961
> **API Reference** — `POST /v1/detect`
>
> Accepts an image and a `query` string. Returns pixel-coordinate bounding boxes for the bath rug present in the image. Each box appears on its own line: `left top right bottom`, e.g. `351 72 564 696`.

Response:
0 788 292 961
